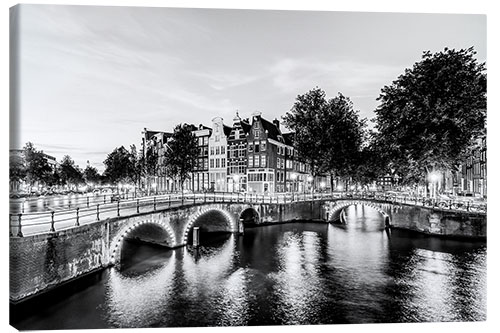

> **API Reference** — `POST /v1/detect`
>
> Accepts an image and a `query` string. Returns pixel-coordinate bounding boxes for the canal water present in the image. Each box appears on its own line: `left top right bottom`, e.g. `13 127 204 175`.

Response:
12 205 486 329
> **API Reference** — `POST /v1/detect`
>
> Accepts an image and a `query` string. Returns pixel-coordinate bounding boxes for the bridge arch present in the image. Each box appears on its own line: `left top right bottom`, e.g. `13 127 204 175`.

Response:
329 200 391 226
110 219 176 265
240 207 260 225
182 207 237 244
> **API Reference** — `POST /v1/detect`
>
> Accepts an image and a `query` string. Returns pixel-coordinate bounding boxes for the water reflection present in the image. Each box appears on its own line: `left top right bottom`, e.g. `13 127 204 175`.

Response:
271 230 325 324
105 243 177 328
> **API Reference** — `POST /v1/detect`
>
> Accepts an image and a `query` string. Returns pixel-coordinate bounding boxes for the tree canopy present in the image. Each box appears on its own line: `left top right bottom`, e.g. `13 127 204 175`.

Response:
373 47 486 182
59 155 84 187
102 146 136 185
283 88 367 187
164 124 198 191
23 142 53 186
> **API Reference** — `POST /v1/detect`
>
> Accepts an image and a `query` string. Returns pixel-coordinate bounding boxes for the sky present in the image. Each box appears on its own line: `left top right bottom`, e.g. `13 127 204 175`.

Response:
11 4 486 172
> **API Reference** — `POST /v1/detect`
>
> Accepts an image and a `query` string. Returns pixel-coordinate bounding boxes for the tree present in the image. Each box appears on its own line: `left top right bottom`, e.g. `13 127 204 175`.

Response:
319 93 367 188
23 142 53 190
83 165 101 185
282 88 327 179
9 154 26 183
102 146 135 185
282 88 367 189
59 155 84 188
163 124 198 192
129 144 144 188
373 47 486 185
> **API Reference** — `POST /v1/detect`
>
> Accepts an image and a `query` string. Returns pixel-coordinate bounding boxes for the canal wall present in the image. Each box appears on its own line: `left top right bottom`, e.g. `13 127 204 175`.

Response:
389 204 486 239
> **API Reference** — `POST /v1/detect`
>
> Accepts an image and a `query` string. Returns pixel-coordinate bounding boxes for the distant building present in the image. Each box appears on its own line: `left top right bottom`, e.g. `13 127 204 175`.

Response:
460 135 486 197
208 117 232 192
188 124 212 192
226 112 251 192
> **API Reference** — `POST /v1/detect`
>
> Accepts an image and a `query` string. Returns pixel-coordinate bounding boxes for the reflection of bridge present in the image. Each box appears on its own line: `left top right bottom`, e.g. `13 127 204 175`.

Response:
9 192 486 303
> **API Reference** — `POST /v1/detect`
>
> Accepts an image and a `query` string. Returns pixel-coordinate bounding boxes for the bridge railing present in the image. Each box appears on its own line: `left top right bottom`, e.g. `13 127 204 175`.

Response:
9 191 486 237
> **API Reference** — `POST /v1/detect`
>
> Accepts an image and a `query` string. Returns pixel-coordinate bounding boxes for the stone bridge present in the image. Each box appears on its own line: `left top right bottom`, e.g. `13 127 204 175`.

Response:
10 200 324 302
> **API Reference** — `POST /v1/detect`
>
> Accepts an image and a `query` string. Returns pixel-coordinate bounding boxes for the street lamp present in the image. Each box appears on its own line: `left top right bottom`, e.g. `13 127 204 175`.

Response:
428 172 440 199
233 174 240 193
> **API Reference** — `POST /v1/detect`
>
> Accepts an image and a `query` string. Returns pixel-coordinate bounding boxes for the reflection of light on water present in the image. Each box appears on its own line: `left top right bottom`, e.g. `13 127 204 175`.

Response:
105 257 176 328
216 267 250 326
270 231 323 324
398 248 487 322
182 234 236 291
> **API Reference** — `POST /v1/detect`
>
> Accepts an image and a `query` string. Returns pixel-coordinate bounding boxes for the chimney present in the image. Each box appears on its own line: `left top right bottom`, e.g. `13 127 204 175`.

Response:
273 118 280 130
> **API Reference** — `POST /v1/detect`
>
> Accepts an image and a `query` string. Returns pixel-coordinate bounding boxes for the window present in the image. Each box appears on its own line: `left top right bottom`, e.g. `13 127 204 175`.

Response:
254 155 259 167
221 146 225 155
221 159 226 168
254 129 260 138
261 141 266 151
261 155 266 167
249 156 254 167
216 159 220 168
255 143 260 153
210 147 214 155
216 147 220 155
248 145 253 153
215 135 220 142
210 159 214 168
277 157 281 169
204 159 208 170
235 130 240 139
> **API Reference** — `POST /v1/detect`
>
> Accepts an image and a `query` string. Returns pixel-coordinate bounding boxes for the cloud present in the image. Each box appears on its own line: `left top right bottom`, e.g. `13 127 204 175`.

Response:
268 58 403 95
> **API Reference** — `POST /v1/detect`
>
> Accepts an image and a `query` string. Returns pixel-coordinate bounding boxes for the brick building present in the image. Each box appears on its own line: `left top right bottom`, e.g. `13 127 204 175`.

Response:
226 112 251 192
208 117 232 191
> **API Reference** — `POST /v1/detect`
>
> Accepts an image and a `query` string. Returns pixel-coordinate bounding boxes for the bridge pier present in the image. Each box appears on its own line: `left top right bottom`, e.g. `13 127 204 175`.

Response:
193 227 200 247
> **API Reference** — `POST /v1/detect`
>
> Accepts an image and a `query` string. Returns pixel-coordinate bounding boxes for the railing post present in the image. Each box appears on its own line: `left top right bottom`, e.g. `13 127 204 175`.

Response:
467 201 470 212
75 208 80 226
244 193 247 202
117 200 120 217
17 214 23 237
182 192 184 205
104 195 106 204
194 194 196 204
169 195 171 207
136 199 140 213
154 197 157 211
50 211 55 232
9 214 13 237
204 192 206 203
87 196 90 208
97 204 100 221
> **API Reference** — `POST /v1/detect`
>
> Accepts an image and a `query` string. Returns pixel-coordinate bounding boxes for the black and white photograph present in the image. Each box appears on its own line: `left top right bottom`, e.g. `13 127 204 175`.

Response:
6 0 495 331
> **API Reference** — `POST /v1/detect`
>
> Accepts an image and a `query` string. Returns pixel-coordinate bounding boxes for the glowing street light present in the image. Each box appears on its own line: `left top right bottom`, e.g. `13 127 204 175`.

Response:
233 174 240 192
428 171 440 199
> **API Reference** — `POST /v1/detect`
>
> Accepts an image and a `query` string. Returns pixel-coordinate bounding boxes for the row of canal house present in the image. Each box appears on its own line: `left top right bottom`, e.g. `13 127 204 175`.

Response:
142 111 325 194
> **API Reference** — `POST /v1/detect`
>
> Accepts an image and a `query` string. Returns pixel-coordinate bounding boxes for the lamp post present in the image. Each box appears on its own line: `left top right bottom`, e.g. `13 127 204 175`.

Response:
428 172 440 199
233 174 240 193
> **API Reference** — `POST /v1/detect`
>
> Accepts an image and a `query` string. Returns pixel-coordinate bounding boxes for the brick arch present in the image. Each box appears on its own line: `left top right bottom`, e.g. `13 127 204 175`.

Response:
182 207 237 244
239 206 260 225
329 200 391 225
110 219 176 265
